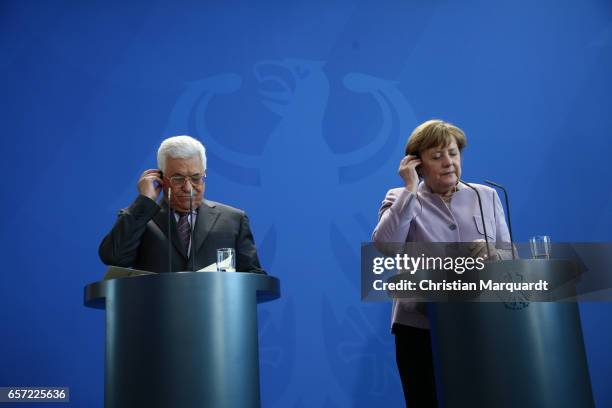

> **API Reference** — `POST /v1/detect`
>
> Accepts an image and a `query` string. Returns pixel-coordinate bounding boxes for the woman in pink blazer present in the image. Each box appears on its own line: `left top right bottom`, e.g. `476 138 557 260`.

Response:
372 119 511 407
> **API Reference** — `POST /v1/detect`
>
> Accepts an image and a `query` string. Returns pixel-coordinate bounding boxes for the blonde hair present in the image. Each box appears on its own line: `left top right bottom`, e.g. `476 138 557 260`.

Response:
404 119 466 156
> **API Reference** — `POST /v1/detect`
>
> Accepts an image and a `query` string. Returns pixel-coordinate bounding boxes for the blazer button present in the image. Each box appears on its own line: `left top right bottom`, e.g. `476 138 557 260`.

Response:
449 224 457 230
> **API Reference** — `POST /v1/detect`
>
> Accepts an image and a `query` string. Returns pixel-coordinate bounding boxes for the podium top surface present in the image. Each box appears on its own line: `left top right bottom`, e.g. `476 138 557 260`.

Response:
84 271 280 309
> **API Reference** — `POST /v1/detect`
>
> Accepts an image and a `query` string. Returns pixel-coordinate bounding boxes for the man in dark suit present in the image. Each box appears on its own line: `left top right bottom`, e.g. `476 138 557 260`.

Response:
99 135 265 274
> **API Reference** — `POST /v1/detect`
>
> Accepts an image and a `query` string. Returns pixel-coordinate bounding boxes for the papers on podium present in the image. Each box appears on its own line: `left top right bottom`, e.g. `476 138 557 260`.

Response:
103 260 235 279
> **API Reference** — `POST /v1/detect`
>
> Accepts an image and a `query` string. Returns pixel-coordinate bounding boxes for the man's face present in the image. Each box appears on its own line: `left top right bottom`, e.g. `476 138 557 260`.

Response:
162 156 205 212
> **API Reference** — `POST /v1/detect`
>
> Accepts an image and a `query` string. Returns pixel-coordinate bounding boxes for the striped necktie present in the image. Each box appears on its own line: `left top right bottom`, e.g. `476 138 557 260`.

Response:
177 212 191 251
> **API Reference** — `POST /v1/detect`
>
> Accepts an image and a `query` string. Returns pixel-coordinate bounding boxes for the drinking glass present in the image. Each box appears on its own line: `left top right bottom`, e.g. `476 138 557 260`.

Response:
216 248 236 272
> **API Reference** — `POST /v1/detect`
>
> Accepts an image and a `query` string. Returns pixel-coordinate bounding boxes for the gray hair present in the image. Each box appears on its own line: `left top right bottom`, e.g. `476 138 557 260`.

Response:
157 135 207 172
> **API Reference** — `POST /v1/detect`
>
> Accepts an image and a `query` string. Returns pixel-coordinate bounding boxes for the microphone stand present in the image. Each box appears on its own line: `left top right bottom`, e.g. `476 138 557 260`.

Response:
189 183 195 272
459 180 491 259
484 179 516 260
167 187 173 272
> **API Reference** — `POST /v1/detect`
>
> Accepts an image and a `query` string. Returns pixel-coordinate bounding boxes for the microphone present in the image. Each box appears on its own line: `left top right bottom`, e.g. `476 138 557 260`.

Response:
459 180 491 259
167 187 173 272
189 183 195 272
484 179 516 260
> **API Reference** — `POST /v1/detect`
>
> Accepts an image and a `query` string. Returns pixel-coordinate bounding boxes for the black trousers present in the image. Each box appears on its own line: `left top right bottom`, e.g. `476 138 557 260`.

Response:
393 323 438 408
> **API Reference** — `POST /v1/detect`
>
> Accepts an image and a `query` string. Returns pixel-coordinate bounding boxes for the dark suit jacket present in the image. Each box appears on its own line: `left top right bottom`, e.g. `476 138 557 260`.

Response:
99 195 265 273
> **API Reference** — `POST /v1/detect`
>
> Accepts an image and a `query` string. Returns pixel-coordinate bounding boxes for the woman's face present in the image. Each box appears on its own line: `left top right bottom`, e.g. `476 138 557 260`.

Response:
419 140 461 194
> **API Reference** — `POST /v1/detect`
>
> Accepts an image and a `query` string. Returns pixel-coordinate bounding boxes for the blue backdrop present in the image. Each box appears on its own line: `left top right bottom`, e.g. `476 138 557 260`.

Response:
1 1 611 406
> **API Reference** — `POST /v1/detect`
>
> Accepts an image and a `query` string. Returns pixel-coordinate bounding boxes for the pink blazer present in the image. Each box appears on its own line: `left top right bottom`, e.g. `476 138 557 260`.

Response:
372 181 511 328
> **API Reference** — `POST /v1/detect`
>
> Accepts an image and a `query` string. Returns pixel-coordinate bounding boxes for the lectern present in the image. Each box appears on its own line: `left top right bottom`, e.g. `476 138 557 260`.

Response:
427 259 594 408
84 272 280 408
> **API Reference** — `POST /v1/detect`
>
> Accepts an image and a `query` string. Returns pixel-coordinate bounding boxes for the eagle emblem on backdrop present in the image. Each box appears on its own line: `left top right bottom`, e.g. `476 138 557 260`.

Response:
163 59 416 407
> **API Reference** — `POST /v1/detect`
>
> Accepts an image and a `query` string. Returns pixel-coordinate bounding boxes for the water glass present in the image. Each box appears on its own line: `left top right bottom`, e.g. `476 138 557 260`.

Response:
216 248 236 272
529 236 551 259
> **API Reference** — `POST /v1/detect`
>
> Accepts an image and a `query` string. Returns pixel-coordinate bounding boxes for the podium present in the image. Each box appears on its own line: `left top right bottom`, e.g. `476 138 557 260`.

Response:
427 259 594 408
84 272 280 408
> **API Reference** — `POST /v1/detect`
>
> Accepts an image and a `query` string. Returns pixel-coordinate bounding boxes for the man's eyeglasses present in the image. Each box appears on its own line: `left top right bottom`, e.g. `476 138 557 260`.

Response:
168 174 206 187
